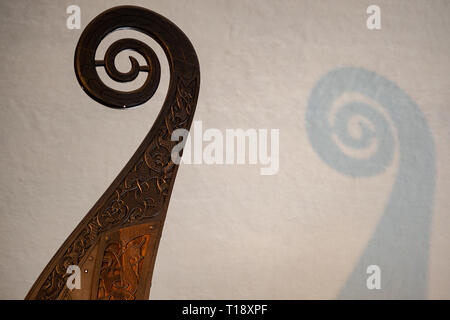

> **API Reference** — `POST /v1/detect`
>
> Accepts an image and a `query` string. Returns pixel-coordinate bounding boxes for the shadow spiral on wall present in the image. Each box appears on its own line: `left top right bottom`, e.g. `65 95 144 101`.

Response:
305 67 435 299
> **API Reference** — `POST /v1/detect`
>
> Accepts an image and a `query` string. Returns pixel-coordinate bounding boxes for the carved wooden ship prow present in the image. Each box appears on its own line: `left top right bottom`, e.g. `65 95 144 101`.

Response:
25 5 200 300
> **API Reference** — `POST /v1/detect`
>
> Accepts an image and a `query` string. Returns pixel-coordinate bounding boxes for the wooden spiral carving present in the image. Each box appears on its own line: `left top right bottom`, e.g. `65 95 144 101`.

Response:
25 6 200 300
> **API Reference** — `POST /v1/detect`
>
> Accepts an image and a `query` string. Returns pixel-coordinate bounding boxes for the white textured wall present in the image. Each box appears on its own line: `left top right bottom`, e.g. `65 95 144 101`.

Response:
0 0 449 299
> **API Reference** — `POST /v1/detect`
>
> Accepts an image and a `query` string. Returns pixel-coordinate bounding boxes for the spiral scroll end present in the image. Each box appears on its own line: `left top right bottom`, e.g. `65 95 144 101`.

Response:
74 9 162 109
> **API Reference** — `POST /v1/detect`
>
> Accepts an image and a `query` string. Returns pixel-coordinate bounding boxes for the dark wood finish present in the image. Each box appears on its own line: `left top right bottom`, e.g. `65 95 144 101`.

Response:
25 5 200 300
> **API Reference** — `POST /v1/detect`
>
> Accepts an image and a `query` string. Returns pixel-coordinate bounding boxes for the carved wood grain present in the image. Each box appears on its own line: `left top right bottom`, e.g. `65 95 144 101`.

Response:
25 5 200 300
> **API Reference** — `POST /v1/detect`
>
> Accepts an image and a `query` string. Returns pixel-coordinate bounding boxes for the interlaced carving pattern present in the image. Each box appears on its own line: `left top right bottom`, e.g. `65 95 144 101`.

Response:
36 76 197 299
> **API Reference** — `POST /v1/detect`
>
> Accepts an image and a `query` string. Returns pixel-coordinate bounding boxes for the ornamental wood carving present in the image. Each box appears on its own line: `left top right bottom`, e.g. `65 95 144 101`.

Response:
25 6 200 300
